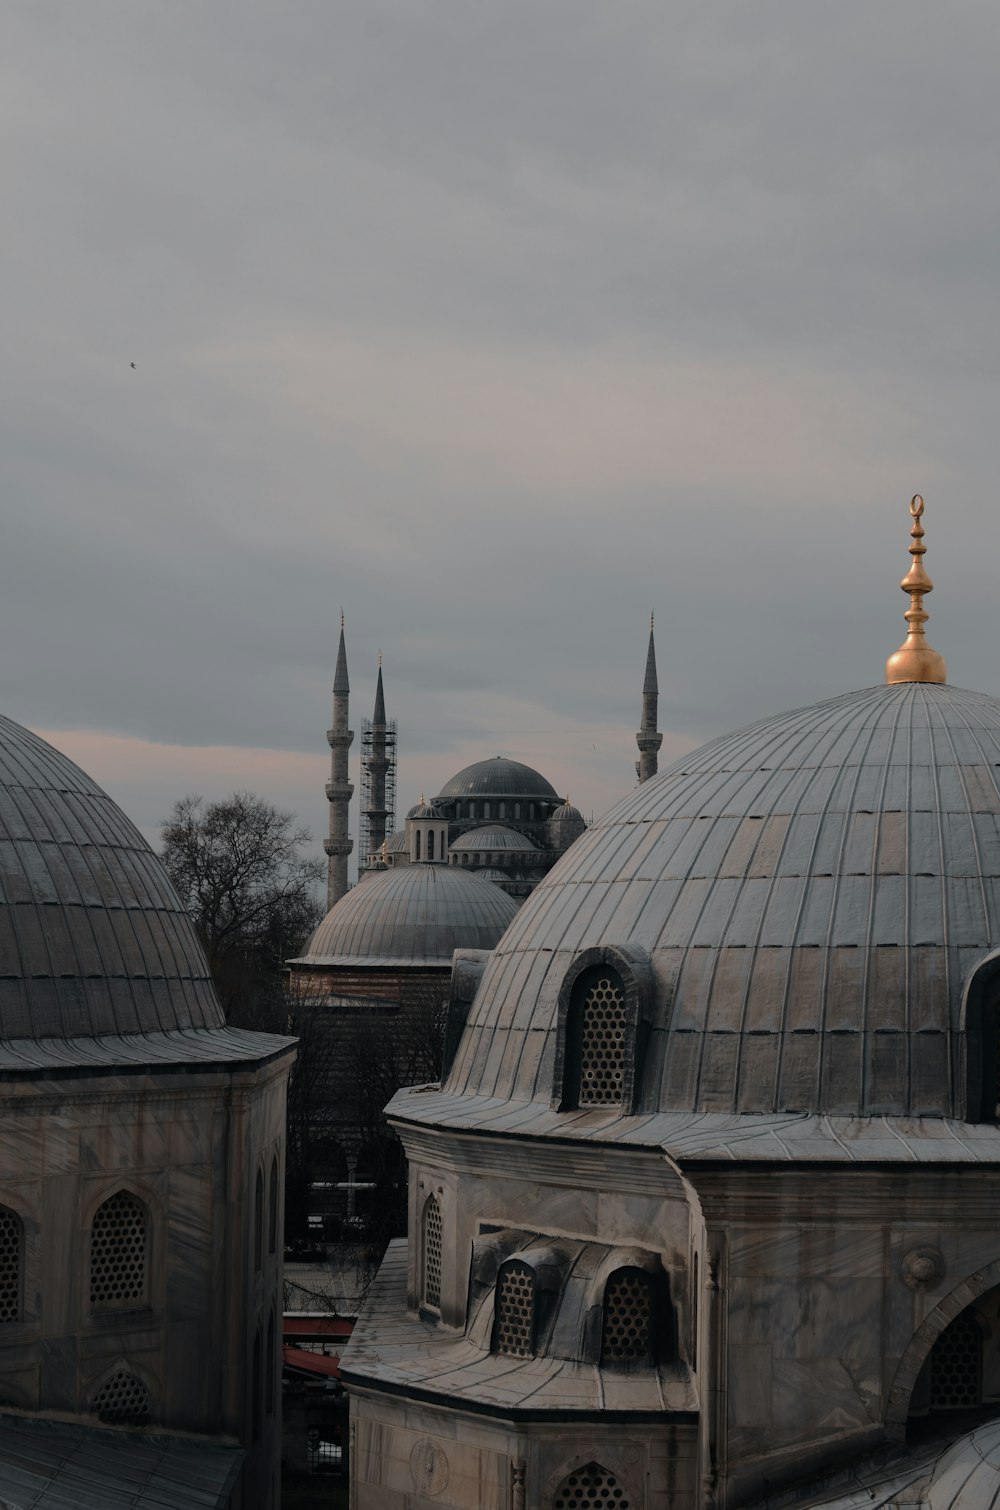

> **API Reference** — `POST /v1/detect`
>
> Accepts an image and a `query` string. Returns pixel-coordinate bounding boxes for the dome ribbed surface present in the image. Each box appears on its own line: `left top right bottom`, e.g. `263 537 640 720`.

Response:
0 715 223 1039
447 683 1000 1118
295 862 519 967
450 825 537 853
437 757 558 801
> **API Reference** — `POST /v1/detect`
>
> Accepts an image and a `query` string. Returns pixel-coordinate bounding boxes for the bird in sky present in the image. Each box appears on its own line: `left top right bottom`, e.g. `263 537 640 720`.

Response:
130 362 136 370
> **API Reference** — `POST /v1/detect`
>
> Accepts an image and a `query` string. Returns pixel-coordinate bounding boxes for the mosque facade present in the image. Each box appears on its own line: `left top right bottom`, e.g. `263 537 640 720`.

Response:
0 714 294 1507
341 499 1000 1510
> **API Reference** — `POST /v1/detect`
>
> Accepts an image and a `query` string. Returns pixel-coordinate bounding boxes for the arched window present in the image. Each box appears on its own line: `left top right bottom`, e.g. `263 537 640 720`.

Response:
0 1206 24 1323
928 1309 983 1411
90 1191 148 1308
415 829 422 861
566 969 627 1108
601 1268 655 1364
965 956 1000 1120
514 803 521 819
499 801 506 818
254 1169 264 1271
483 801 490 820
427 829 435 861
266 1309 276 1414
553 1463 630 1509
529 803 535 820
252 1326 262 1442
268 1157 279 1256
92 1368 151 1426
492 1260 535 1358
423 1195 443 1309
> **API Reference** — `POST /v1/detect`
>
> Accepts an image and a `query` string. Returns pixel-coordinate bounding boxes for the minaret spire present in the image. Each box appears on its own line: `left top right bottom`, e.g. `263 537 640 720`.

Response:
324 614 354 909
359 657 397 868
635 612 663 783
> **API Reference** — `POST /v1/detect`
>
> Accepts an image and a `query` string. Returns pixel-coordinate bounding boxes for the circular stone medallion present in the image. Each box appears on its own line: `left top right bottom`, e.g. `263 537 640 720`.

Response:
410 1438 449 1496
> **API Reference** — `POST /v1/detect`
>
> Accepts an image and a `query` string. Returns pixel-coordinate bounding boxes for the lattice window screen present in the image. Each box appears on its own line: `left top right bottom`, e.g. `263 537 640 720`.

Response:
0 1207 23 1323
494 1262 535 1358
92 1369 150 1426
930 1311 982 1410
423 1197 443 1308
601 1270 653 1363
90 1191 147 1307
577 975 627 1106
553 1462 630 1508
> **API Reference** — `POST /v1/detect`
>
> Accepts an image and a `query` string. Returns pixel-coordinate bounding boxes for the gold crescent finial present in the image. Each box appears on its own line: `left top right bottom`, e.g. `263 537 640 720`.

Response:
885 494 947 685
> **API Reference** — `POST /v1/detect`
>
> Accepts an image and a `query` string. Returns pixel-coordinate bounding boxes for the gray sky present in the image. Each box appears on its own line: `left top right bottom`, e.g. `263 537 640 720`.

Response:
4 2 1000 881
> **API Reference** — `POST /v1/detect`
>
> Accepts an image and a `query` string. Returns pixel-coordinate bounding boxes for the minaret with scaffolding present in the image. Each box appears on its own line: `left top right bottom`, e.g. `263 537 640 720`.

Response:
359 656 397 868
635 612 663 784
324 615 354 909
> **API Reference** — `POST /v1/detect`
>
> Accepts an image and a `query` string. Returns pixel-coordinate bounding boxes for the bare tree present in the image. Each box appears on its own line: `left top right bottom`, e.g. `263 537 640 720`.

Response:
161 792 324 1014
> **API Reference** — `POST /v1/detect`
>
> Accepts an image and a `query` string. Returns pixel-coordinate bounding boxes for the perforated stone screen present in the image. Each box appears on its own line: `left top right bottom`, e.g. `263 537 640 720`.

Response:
0 1207 22 1323
90 1191 147 1308
553 1462 630 1508
92 1370 150 1426
930 1311 982 1410
423 1197 443 1308
577 975 626 1106
494 1262 535 1357
601 1270 653 1363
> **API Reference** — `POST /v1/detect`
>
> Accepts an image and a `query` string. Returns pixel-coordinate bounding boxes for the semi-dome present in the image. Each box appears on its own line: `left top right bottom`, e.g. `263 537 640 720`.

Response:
449 825 537 853
447 681 1000 1119
294 862 519 968
437 756 558 801
0 713 223 1041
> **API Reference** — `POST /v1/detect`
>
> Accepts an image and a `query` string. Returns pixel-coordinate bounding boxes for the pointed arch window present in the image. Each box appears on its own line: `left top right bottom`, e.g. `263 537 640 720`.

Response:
601 1268 655 1364
92 1368 151 1426
415 830 422 861
422 1194 443 1309
555 946 653 1114
492 1260 536 1358
268 1157 279 1256
0 1206 23 1323
427 829 435 861
570 970 627 1107
90 1191 148 1309
963 954 1000 1120
553 1463 630 1509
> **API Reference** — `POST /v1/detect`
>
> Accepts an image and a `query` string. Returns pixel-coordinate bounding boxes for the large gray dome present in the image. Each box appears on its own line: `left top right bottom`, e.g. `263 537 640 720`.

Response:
447 682 1000 1119
437 757 558 801
0 714 223 1040
295 862 519 967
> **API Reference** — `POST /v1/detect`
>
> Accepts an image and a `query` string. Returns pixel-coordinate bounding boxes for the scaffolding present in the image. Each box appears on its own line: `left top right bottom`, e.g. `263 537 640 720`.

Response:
359 718 397 867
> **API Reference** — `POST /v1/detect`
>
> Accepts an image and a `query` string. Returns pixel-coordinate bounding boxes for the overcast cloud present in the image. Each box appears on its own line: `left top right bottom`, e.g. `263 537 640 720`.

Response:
4 3 1000 878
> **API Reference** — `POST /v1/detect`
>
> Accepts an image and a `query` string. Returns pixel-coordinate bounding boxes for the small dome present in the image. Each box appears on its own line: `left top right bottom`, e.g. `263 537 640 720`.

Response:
407 797 444 820
475 868 510 885
385 831 407 853
448 682 1000 1119
450 825 537 853
437 757 558 801
294 863 518 968
551 800 583 822
0 714 222 1039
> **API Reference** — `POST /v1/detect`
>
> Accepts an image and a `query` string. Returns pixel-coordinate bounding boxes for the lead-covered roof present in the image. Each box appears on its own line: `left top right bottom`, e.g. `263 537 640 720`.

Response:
447 682 1000 1119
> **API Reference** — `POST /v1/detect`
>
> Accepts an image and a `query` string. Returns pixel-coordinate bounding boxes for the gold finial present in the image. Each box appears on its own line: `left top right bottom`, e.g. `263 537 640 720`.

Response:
885 495 947 685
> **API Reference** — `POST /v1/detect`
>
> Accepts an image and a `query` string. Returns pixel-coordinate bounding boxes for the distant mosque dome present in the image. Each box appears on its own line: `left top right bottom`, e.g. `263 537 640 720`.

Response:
449 825 538 854
293 862 518 968
437 756 558 801
550 799 584 824
448 681 1000 1120
474 868 510 886
0 713 222 1040
407 796 445 821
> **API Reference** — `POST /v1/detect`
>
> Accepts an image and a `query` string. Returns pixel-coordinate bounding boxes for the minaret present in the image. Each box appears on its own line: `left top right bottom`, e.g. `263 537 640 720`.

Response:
359 657 392 866
324 614 354 910
635 613 663 783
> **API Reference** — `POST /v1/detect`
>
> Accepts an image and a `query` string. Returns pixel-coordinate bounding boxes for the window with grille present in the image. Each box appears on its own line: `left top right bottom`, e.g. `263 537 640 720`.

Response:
601 1269 654 1364
268 1158 279 1256
575 973 627 1106
0 1207 23 1323
493 1262 535 1358
929 1310 982 1410
423 1196 443 1309
254 1169 264 1272
90 1191 148 1308
91 1369 150 1426
553 1462 630 1509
